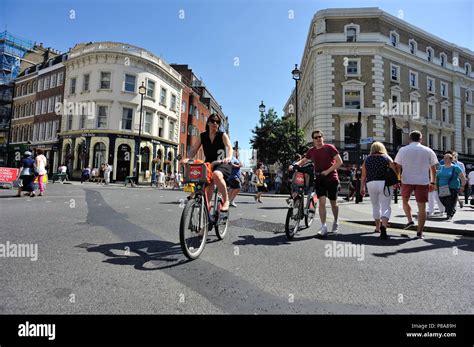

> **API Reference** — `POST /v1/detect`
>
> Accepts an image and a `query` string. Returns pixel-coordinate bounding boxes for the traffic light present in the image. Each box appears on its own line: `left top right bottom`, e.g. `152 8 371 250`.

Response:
82 143 87 154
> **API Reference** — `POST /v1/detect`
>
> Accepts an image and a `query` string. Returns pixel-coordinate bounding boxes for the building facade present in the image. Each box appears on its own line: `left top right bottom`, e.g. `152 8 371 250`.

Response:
59 42 183 182
285 8 474 167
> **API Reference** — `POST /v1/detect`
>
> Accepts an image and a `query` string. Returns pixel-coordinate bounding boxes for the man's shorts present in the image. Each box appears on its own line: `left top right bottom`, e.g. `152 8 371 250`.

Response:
212 163 232 181
401 184 429 203
314 177 339 201
227 178 241 189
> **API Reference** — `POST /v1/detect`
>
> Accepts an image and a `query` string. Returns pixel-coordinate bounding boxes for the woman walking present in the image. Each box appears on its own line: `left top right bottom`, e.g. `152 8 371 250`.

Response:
360 142 397 239
35 149 48 196
254 163 266 203
15 151 36 197
436 152 467 221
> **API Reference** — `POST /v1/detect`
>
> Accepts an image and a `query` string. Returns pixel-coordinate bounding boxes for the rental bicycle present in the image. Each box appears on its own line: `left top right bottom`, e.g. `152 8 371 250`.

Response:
285 165 318 240
179 160 229 260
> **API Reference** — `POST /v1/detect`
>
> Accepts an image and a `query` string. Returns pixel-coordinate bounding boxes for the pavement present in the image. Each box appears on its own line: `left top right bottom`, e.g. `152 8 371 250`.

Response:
0 182 472 314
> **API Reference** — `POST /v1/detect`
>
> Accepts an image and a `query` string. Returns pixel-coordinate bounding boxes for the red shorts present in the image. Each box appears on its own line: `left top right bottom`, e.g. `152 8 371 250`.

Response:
401 184 429 203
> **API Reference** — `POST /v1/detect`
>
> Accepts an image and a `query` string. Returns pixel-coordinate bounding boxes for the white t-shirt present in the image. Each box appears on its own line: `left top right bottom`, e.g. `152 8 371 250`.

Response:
36 154 48 176
394 142 438 185
158 172 165 183
468 171 474 184
59 166 67 173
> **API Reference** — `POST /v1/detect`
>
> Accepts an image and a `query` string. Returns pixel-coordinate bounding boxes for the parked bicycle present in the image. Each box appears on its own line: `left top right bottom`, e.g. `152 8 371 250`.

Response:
179 159 229 260
285 165 318 240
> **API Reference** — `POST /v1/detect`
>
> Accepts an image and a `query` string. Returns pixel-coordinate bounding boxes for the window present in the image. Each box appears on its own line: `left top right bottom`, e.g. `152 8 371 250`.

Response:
440 53 447 68
442 136 447 151
466 90 472 103
158 116 164 137
54 95 61 112
346 27 357 42
57 72 64 86
169 121 174 140
67 113 73 130
182 100 187 113
391 64 400 82
41 99 48 114
48 96 54 113
390 31 399 47
97 106 108 128
441 82 448 97
140 147 150 173
70 78 76 94
409 40 417 54
35 101 41 115
93 143 107 168
80 107 86 129
100 72 111 89
51 74 57 88
427 47 434 62
160 87 167 105
121 107 133 130
428 134 434 148
467 114 472 128
344 90 360 109
41 123 46 141
27 83 32 94
44 76 50 90
38 78 43 92
467 139 473 155
345 59 360 76
170 94 177 111
427 77 435 93
34 125 39 142
466 63 472 76
409 71 418 88
195 108 199 119
427 104 434 119
146 80 155 98
124 74 136 92
83 74 90 91
442 107 447 122
33 81 37 92
47 121 52 139
181 121 185 133
144 111 152 133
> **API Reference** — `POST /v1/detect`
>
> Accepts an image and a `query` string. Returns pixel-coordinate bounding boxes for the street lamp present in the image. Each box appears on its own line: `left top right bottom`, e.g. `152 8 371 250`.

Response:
259 100 266 114
135 81 146 185
292 64 301 152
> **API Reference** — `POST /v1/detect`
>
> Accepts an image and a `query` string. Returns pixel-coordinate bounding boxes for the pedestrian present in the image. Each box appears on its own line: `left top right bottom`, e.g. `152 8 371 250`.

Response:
468 169 474 204
58 163 68 182
97 163 105 184
81 165 91 184
274 170 282 194
254 162 266 203
227 147 242 207
436 152 467 221
360 142 397 239
34 149 48 196
428 166 445 217
15 151 36 197
344 166 357 201
291 130 343 236
394 131 438 239
157 169 165 189
104 163 112 185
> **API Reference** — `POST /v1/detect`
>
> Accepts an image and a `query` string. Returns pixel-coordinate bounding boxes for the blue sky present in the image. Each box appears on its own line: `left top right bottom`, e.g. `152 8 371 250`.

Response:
1 0 473 160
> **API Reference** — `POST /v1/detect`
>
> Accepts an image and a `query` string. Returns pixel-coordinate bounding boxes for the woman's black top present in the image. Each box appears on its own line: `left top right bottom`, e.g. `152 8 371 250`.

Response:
200 131 226 162
365 155 390 182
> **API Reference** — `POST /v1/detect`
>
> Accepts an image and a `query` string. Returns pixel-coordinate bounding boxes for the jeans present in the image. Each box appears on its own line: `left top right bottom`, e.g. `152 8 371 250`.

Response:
439 189 459 218
367 180 392 220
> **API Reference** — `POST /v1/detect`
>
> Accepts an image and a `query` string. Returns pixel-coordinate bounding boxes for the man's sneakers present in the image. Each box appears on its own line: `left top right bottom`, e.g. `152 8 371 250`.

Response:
331 222 339 234
403 221 415 229
317 225 328 237
380 225 388 240
416 231 424 239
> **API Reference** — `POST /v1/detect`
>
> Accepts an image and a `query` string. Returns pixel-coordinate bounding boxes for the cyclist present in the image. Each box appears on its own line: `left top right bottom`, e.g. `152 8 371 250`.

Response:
290 129 343 237
181 114 233 212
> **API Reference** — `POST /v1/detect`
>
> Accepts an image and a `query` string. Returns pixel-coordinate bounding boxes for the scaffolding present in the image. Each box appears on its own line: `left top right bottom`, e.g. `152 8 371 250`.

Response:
0 31 34 85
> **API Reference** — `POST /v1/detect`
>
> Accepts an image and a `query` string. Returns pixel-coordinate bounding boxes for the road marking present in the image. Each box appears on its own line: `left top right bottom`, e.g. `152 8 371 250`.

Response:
125 206 130 209
261 215 267 217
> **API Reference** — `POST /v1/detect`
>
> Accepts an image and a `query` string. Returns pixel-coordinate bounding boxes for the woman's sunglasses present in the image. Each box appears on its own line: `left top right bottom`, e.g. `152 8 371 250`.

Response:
313 136 322 139
209 119 220 124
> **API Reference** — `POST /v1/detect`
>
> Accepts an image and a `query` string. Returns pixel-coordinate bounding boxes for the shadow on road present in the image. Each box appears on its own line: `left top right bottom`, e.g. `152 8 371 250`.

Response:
233 233 290 246
86 240 188 270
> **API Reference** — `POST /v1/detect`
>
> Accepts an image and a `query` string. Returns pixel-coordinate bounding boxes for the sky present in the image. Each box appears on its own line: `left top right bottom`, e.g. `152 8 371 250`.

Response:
1 0 473 163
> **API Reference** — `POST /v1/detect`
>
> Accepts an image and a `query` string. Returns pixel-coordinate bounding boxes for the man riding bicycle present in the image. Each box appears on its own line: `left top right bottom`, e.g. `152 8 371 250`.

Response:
180 114 233 212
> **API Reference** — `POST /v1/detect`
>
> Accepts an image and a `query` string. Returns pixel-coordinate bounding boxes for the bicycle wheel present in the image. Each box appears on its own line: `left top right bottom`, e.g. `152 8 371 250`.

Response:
305 194 317 227
179 198 208 260
215 196 229 240
285 196 302 240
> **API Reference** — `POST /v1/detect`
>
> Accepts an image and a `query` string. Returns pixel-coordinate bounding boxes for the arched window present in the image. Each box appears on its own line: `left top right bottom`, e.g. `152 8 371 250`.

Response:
93 142 107 168
140 147 150 173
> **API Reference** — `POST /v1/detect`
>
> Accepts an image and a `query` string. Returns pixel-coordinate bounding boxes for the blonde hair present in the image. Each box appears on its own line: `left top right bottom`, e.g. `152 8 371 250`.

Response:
370 141 387 155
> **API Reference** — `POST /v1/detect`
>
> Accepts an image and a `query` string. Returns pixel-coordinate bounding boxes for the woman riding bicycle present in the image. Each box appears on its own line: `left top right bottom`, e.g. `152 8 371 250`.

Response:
180 114 233 212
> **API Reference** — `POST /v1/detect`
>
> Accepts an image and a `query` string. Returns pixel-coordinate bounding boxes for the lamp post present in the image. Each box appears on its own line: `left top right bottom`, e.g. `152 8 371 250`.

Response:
292 64 301 152
259 100 265 125
135 81 146 185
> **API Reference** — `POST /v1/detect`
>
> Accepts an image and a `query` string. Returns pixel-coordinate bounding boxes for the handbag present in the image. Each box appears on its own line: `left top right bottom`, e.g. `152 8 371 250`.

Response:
438 167 456 198
384 157 399 196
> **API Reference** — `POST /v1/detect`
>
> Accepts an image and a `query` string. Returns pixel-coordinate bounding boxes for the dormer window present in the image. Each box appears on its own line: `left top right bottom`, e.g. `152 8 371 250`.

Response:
440 53 447 68
409 39 417 54
427 47 434 62
466 63 472 76
344 23 359 43
390 31 399 47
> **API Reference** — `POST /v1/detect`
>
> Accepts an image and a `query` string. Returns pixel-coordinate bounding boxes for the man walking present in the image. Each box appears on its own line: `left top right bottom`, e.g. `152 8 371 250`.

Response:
291 130 343 237
395 131 438 239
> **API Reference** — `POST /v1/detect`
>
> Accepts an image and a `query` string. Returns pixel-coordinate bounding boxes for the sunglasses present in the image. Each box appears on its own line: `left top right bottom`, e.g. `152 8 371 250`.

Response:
313 136 322 139
209 119 220 124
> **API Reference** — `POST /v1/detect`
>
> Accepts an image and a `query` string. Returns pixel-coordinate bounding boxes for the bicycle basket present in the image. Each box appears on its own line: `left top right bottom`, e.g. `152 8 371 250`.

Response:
292 172 305 186
184 163 210 184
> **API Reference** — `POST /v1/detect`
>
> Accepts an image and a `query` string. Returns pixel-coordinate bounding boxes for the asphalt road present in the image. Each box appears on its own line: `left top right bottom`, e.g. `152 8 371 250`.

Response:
0 183 472 314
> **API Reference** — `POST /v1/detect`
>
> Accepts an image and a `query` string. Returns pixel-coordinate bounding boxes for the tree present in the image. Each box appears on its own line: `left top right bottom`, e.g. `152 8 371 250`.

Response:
250 108 305 168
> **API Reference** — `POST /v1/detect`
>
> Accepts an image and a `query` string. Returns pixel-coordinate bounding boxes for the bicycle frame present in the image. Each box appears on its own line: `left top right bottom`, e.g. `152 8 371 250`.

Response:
191 182 220 233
